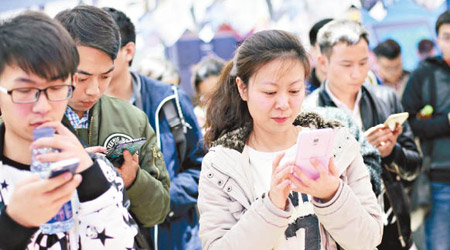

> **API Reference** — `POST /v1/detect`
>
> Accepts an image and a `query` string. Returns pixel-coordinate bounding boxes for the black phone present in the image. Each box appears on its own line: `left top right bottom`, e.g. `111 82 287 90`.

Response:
48 158 79 178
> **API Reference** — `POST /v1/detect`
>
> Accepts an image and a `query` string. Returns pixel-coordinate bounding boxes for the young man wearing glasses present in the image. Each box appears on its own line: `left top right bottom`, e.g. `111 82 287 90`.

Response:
55 5 170 230
0 12 138 249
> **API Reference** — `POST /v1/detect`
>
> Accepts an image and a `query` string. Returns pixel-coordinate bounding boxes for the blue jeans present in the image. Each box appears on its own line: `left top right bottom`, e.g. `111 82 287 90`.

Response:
425 182 450 250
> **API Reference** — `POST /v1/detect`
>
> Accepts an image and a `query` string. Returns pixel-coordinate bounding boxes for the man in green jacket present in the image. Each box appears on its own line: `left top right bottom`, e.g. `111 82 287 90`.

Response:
55 5 170 227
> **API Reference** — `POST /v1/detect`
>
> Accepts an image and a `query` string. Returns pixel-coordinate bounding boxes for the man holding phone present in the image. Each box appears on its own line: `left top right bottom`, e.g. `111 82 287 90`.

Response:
55 6 170 228
304 20 421 250
402 10 450 250
103 8 205 250
0 12 137 249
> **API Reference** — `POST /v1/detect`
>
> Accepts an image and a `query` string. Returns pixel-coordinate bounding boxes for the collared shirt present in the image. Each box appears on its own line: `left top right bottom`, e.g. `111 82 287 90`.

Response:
65 106 89 129
325 81 364 129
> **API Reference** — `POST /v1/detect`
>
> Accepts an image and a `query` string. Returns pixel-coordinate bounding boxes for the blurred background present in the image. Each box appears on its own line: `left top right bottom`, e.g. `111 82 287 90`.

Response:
1 0 447 96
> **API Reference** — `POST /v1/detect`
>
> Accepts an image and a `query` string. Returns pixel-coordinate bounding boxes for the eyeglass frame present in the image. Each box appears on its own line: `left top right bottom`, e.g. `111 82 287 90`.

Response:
0 84 75 104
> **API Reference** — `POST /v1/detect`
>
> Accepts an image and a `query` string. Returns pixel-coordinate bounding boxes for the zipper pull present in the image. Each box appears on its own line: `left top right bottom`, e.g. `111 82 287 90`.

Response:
152 147 157 167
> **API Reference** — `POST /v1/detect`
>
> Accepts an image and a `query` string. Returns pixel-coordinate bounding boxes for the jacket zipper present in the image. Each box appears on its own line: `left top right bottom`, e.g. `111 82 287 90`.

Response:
88 115 93 145
152 147 160 179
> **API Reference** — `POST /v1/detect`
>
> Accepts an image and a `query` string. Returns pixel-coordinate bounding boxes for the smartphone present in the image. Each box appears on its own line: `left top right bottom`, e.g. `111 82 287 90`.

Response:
106 137 147 164
48 158 79 178
384 112 409 131
294 128 335 180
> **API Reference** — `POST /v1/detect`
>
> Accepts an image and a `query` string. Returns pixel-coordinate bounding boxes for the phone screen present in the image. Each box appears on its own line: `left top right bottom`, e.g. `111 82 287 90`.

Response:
106 138 147 164
48 158 80 178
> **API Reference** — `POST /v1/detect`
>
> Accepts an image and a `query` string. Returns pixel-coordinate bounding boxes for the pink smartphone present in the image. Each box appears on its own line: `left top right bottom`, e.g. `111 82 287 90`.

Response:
294 128 335 180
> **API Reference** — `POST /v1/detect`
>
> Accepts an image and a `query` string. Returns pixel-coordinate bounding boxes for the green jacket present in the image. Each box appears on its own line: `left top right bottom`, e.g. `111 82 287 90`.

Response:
62 95 170 227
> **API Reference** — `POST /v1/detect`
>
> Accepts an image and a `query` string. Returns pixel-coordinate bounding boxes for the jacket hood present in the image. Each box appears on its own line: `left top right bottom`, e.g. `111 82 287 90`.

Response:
212 112 343 152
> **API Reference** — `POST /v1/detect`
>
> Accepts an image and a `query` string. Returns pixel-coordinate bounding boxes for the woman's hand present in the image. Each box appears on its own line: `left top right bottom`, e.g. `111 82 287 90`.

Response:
268 153 294 210
31 121 94 173
290 157 340 202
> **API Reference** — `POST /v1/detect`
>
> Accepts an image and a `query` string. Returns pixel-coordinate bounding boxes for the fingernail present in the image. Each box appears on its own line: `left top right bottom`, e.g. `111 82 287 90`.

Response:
64 172 73 180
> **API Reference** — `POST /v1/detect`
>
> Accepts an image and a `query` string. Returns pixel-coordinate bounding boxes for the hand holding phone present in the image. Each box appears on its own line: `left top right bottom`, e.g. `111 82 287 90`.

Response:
384 112 409 131
106 138 147 165
294 128 335 180
48 158 80 178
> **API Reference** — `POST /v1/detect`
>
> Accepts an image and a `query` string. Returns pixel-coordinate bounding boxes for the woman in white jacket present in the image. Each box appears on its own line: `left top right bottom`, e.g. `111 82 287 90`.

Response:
198 30 383 250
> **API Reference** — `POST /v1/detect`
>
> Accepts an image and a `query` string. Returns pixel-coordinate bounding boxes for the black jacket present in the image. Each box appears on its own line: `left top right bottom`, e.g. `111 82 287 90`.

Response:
306 83 422 249
402 56 450 184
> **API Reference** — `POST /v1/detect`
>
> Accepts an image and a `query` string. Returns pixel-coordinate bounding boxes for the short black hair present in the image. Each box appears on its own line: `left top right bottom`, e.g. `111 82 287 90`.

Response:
102 7 135 47
418 39 434 54
55 5 121 60
309 18 333 46
373 39 401 59
0 11 79 81
436 10 450 35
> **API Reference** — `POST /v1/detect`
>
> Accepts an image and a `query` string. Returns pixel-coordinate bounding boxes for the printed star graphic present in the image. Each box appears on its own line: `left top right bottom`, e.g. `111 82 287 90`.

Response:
93 229 113 246
1 180 8 190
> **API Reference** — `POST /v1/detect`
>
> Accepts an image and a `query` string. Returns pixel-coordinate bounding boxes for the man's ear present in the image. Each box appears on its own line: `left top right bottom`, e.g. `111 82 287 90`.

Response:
72 74 78 87
317 54 329 74
123 42 136 65
236 77 248 101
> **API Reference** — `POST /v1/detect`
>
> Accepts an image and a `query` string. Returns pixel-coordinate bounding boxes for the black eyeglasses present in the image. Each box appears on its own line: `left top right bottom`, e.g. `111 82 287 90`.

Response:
0 85 75 104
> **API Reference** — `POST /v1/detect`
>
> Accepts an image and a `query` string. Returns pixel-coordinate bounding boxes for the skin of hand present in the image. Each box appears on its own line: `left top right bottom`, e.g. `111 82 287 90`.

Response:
364 123 402 157
289 157 340 202
85 146 107 156
268 153 294 210
31 121 94 173
116 150 139 188
6 172 82 227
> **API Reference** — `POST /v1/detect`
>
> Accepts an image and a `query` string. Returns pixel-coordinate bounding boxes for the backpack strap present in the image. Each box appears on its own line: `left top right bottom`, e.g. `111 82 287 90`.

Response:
162 86 189 165
162 100 187 164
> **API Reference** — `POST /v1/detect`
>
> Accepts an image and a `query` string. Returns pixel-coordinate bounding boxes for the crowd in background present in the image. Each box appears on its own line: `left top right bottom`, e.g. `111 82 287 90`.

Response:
0 3 449 250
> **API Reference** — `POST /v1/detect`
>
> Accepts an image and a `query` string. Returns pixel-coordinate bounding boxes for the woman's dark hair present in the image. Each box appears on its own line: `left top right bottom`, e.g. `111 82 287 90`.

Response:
204 30 310 147
0 11 79 81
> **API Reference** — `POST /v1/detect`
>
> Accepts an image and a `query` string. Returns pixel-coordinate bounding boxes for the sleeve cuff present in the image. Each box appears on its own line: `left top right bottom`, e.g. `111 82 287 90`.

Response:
252 192 293 228
77 159 111 202
126 168 144 197
382 143 401 165
312 180 344 208
0 208 38 249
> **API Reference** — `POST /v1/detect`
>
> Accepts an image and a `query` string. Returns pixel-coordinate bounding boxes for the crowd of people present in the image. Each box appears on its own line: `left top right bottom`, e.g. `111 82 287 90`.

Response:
0 4 448 250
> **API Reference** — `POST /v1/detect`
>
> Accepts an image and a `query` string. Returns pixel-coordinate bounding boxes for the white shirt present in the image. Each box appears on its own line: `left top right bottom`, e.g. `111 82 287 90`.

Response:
325 81 364 129
247 142 319 250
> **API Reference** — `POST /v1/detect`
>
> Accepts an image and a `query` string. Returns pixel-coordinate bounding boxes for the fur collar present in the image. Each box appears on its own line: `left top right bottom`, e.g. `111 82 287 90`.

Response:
212 111 343 152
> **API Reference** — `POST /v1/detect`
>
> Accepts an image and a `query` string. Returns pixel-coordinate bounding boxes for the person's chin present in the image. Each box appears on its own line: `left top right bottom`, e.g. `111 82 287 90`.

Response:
71 100 96 112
